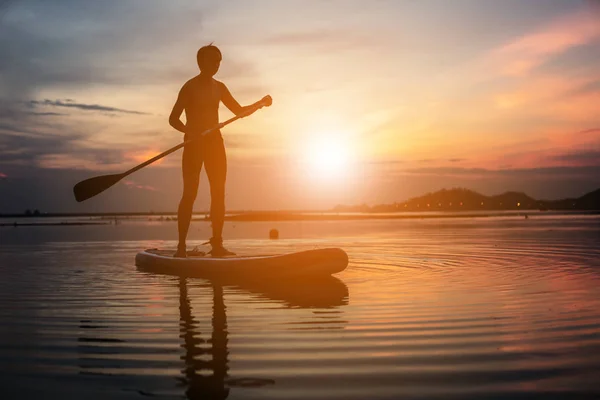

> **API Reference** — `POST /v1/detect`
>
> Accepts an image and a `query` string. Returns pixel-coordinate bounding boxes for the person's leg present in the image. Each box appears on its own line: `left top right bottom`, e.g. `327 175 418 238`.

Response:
204 134 234 256
176 143 202 257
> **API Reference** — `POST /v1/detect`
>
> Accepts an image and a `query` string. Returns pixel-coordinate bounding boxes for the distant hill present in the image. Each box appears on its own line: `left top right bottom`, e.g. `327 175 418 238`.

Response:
577 188 600 208
332 187 600 212
538 187 600 211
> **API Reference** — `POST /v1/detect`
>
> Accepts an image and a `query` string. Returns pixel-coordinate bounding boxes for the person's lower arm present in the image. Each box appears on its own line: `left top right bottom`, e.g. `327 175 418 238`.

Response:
170 118 187 133
239 105 253 115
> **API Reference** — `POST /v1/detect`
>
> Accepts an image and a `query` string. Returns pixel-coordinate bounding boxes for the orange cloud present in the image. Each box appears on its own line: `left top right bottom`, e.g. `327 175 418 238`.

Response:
125 149 164 165
493 74 599 111
123 180 158 192
37 154 95 170
487 9 600 77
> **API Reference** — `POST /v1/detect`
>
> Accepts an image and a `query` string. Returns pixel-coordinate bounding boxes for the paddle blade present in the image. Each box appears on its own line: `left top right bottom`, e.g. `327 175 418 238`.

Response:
73 173 125 202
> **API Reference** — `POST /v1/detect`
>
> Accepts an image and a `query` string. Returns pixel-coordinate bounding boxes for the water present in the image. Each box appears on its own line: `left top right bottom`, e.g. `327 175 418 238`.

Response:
1 215 600 399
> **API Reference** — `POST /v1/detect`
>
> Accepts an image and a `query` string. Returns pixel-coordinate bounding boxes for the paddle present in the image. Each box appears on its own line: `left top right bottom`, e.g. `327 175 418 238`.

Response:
73 95 272 202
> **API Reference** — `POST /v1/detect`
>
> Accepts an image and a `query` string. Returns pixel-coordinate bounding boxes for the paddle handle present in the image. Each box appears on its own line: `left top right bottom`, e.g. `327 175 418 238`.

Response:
123 96 272 178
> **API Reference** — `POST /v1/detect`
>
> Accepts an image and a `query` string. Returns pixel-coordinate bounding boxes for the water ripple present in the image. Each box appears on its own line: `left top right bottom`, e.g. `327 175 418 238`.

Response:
1 216 599 398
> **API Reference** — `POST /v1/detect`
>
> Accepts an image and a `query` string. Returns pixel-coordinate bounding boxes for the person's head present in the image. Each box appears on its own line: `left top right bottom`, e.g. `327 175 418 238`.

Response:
197 44 222 76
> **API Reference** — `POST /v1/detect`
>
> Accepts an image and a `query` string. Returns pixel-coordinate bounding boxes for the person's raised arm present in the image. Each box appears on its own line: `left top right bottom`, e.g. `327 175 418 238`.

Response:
220 82 271 119
169 85 188 134
220 82 246 116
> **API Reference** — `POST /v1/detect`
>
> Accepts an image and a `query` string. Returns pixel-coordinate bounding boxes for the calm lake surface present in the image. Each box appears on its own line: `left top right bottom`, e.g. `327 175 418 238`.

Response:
1 214 600 399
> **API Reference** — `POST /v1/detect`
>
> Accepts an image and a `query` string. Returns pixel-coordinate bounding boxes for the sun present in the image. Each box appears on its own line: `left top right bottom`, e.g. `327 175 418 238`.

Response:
308 136 347 173
302 132 352 181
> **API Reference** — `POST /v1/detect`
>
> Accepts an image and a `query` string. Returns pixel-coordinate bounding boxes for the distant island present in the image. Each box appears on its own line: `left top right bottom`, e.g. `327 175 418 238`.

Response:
332 187 600 213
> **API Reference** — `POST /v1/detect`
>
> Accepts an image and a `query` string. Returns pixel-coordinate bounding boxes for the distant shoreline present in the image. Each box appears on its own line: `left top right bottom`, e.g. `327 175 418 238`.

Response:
0 221 110 227
2 209 600 219
3 187 598 220
1 210 599 226
220 210 599 222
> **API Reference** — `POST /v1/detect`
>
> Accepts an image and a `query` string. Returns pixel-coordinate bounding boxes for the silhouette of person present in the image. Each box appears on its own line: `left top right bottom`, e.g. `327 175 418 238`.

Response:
169 44 267 257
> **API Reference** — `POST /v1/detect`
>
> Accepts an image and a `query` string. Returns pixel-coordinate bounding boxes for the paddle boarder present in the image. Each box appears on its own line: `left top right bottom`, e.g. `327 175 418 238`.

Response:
169 44 267 257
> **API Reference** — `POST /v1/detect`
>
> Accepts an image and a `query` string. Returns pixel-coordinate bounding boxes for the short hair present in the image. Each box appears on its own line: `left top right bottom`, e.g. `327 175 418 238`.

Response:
197 43 222 66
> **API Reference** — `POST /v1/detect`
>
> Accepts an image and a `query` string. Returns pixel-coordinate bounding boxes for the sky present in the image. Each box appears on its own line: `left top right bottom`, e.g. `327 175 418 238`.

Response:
1 0 599 213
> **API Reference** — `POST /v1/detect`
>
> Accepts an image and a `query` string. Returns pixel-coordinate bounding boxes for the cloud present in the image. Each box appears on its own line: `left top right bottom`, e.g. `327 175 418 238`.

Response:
406 158 467 164
0 128 130 170
487 9 600 77
0 101 68 124
549 149 600 165
0 133 76 165
223 132 281 151
369 159 405 165
26 111 66 116
404 165 600 179
0 101 131 169
0 103 83 167
578 128 600 135
122 148 171 167
0 0 212 99
565 79 600 97
0 97 183 174
27 99 149 115
493 75 593 109
37 152 126 169
123 179 158 192
0 172 7 178
490 73 600 124
263 29 378 52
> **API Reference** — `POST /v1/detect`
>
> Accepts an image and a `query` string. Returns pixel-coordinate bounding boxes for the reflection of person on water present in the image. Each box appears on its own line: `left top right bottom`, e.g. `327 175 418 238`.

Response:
175 276 348 397
78 270 347 396
169 44 267 258
178 279 285 399
179 278 230 399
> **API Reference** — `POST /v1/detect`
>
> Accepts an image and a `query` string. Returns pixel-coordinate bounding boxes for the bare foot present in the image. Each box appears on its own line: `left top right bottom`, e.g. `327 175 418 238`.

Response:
173 245 187 258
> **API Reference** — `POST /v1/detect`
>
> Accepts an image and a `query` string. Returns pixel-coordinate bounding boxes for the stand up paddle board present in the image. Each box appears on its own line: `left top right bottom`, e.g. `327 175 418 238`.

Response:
135 247 348 279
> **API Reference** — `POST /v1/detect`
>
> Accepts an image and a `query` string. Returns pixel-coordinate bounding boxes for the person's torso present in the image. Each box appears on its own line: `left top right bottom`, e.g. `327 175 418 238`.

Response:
184 77 221 134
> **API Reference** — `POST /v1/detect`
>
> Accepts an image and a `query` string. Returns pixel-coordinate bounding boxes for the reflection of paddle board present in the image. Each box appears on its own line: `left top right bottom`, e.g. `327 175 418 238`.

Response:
138 268 349 308
135 247 348 278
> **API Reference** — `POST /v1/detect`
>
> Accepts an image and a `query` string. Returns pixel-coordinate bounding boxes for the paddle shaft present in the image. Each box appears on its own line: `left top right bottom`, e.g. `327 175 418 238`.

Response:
72 96 271 202
122 98 269 178
123 114 240 178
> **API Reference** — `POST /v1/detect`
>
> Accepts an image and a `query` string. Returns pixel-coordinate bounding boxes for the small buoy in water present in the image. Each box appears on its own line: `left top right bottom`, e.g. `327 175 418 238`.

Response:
269 228 279 239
